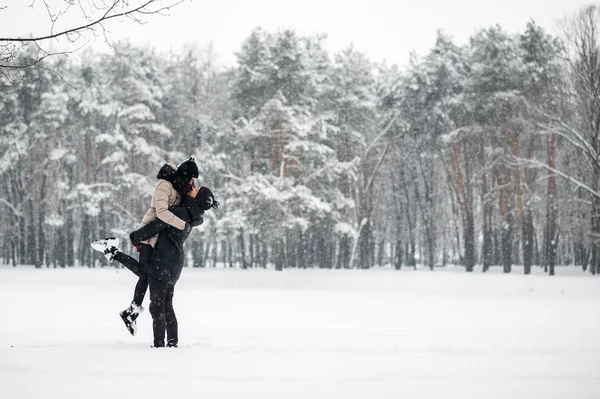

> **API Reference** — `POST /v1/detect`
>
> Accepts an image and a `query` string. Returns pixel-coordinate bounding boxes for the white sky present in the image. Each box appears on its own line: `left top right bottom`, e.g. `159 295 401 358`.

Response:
1 0 591 67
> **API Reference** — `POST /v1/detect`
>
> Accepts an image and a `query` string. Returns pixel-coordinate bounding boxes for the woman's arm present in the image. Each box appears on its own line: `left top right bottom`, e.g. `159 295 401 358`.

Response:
154 180 186 230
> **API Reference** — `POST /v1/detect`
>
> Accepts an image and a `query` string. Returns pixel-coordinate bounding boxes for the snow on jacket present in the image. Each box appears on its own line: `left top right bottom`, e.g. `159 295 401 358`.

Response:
140 164 187 247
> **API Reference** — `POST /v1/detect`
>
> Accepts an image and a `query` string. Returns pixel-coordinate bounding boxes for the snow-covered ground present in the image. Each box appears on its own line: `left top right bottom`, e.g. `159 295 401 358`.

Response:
1 265 599 399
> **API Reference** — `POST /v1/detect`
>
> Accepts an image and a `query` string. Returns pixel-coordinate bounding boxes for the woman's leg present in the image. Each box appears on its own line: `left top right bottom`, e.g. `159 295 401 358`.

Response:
165 284 178 347
112 252 141 276
119 273 148 336
131 276 148 308
119 244 155 335
130 244 153 307
138 244 153 270
148 276 169 347
113 242 153 278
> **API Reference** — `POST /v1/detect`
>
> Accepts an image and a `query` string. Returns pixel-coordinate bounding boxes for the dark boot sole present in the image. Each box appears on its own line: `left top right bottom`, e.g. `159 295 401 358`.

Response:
119 312 136 336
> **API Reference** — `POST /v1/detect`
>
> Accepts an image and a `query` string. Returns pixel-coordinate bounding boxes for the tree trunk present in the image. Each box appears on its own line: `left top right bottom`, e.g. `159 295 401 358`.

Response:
590 195 600 275
11 238 17 267
395 236 403 270
81 214 92 267
376 240 384 267
464 208 475 272
480 139 492 272
500 130 513 274
193 232 205 268
316 229 328 268
358 218 372 269
248 234 255 268
543 134 558 275
502 223 513 274
238 230 248 269
211 239 218 268
38 173 47 268
66 211 74 267
414 182 435 270
523 210 534 275
339 235 350 269
18 212 26 265
56 225 66 268
275 238 284 271
447 139 475 272
261 241 268 269
400 171 416 267
482 227 492 272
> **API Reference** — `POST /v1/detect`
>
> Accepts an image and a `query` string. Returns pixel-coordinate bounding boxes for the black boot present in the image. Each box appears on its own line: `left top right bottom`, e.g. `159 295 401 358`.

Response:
119 302 144 336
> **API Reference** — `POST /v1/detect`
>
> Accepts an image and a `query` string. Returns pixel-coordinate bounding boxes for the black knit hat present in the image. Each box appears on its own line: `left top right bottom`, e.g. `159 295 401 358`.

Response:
178 157 199 179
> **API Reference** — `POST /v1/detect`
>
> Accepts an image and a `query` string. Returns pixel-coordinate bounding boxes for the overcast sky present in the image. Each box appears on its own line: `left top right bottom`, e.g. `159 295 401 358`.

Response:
2 0 591 67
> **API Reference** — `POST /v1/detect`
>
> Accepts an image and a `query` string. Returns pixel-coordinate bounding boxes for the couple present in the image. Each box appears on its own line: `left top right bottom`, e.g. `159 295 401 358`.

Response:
92 158 218 348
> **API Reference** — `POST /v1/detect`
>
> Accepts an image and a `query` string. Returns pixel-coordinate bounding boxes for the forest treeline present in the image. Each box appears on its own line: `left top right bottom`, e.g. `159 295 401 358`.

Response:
2 5 600 275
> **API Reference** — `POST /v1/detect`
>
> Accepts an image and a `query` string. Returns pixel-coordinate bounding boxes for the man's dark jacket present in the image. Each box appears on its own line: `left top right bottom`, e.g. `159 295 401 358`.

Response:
131 194 204 285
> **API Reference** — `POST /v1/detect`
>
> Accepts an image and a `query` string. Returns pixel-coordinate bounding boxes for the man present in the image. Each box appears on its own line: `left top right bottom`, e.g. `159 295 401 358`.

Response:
92 158 198 334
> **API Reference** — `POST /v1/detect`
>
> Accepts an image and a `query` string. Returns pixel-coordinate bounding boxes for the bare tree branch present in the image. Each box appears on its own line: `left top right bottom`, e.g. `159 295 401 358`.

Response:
524 158 600 199
362 109 402 159
0 0 187 69
535 119 600 170
0 198 22 217
0 1 153 42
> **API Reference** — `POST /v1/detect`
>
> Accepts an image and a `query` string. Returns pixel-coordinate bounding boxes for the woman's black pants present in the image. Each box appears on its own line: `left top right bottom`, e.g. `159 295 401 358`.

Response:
113 244 153 307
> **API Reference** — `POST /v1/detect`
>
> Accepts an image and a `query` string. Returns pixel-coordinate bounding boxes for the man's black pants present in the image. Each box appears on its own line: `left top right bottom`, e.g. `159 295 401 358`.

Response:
148 276 178 347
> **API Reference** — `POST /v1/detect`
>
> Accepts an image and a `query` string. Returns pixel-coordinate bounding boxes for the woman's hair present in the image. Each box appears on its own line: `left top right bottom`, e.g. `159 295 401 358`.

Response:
171 174 191 198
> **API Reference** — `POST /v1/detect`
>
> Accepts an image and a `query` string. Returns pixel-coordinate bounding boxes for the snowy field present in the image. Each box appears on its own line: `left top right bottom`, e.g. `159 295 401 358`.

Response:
1 266 599 399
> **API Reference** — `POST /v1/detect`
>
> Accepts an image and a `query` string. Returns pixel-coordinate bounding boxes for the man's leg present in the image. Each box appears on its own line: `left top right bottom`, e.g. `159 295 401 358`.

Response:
165 284 178 347
148 275 169 347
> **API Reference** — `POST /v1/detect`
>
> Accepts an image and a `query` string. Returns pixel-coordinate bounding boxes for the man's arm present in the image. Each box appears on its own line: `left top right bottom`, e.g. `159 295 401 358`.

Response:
131 195 204 242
